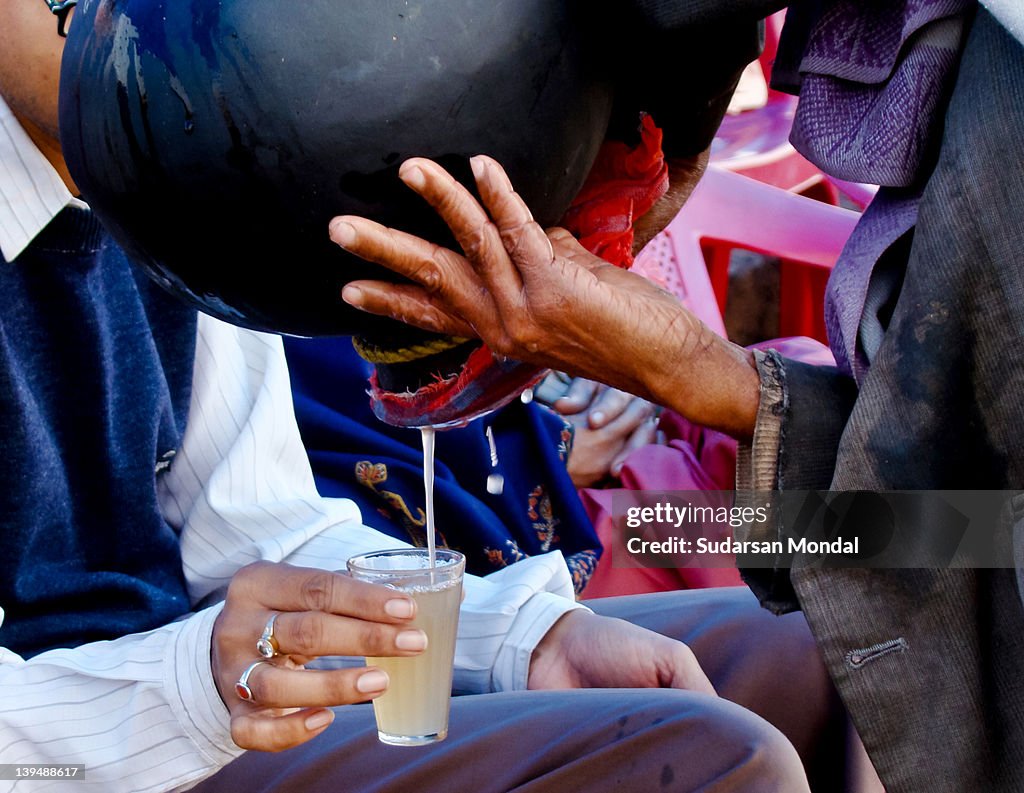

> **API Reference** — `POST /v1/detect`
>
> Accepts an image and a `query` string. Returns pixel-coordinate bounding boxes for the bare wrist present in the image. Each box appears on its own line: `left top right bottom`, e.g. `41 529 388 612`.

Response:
646 322 760 441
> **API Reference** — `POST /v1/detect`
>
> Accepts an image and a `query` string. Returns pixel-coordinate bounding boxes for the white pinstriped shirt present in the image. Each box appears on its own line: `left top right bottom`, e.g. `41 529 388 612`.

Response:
0 95 584 792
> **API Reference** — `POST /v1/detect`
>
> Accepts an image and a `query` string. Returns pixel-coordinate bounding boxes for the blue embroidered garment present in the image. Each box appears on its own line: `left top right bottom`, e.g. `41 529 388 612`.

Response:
284 337 601 594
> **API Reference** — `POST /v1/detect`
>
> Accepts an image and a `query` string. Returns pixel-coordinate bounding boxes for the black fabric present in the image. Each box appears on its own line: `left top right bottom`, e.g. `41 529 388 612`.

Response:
624 0 787 29
778 359 858 492
604 1 786 157
769 0 829 94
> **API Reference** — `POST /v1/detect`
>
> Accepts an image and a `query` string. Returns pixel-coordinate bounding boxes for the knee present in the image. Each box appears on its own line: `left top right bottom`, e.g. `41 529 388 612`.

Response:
704 702 810 793
764 613 832 699
737 717 811 793
717 608 834 712
640 694 811 793
738 609 824 677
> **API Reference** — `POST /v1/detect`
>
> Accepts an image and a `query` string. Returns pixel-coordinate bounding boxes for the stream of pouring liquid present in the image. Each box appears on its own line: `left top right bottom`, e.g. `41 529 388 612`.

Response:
420 427 437 569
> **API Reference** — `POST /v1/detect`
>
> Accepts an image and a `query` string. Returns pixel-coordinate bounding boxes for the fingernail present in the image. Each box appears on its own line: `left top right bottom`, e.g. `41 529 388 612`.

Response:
590 411 605 426
331 220 356 247
402 164 425 190
395 629 428 651
470 156 484 180
305 709 335 731
341 285 363 306
384 598 415 619
356 669 390 694
611 462 624 477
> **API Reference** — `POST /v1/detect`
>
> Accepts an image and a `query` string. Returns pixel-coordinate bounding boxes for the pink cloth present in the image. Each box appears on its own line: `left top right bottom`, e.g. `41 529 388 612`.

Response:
580 336 834 598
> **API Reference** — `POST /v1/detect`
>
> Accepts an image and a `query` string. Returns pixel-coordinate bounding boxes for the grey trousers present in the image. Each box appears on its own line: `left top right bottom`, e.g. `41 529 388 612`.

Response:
195 587 859 792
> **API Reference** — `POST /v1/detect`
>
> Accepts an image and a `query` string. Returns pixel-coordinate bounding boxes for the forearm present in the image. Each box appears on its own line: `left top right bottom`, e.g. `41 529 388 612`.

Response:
631 310 760 442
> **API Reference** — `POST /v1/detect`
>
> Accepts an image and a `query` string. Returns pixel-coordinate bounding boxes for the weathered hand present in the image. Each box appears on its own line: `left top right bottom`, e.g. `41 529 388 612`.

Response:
212 561 425 751
527 610 716 696
333 155 760 439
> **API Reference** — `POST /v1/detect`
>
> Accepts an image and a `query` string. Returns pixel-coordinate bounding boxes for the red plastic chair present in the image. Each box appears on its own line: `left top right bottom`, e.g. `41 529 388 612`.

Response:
630 166 860 345
711 10 878 210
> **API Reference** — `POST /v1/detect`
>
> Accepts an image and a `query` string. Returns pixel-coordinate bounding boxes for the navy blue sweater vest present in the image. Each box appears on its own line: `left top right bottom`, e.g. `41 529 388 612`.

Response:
0 209 197 657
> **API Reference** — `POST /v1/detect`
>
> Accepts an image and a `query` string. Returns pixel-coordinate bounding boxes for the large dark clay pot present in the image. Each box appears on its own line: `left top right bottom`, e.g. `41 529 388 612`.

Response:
59 0 613 425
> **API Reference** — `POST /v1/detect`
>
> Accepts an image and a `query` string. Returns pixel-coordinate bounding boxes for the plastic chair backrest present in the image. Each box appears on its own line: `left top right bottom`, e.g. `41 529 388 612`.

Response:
630 166 860 344
712 10 877 209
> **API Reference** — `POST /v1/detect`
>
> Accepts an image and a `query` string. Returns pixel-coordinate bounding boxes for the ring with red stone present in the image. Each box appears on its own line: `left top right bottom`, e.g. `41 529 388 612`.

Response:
235 660 270 703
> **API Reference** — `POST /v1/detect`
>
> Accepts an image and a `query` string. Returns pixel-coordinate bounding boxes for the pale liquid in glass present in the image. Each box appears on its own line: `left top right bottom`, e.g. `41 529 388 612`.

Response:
366 579 462 745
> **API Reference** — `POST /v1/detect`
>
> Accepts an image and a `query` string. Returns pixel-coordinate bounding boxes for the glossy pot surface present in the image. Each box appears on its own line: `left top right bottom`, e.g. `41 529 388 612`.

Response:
59 0 613 339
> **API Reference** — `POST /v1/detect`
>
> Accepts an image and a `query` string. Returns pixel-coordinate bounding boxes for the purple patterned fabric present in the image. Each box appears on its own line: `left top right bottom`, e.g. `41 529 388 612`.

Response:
822 190 920 379
780 0 975 380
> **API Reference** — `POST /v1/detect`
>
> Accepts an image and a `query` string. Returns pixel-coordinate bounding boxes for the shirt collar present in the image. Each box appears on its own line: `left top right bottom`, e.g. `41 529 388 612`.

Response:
0 94 86 263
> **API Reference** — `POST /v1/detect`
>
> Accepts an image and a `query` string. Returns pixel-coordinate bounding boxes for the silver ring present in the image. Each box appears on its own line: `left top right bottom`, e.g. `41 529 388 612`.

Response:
256 612 281 658
235 660 270 703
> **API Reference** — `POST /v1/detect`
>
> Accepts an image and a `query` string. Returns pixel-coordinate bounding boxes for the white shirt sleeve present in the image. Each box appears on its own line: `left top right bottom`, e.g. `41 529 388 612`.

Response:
0 315 584 791
0 604 236 793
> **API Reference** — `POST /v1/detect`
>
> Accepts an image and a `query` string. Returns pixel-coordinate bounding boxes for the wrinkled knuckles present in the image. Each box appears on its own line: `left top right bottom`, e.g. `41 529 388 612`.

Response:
505 317 543 353
226 560 270 600
300 571 339 613
434 184 478 223
499 222 548 264
456 220 493 261
357 620 403 656
412 260 443 292
420 306 448 332
289 612 325 656
487 333 516 360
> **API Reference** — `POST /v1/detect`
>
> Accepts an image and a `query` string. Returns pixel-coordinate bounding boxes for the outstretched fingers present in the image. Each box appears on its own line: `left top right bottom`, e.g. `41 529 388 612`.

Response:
396 157 525 311
234 662 391 711
231 707 337 753
342 282 476 338
469 155 558 288
330 216 484 329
